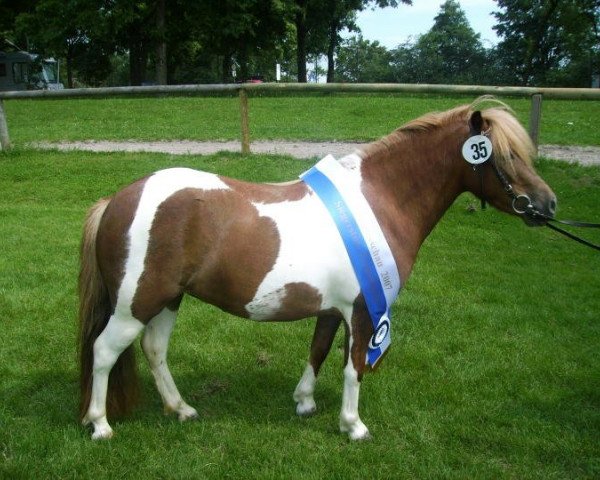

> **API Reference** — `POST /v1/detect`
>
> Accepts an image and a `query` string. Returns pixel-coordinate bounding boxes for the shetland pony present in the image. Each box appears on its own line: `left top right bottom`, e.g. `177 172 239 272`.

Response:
79 98 556 440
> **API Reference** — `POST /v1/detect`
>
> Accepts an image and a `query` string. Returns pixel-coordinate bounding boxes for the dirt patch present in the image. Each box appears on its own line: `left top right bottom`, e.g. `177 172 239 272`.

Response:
538 145 600 166
33 140 600 165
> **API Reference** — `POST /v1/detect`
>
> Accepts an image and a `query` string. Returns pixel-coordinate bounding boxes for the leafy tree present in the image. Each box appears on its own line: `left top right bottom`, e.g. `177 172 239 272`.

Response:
335 35 393 82
293 0 309 82
294 0 410 83
14 0 112 87
194 0 289 83
392 0 487 84
0 0 37 47
493 0 600 86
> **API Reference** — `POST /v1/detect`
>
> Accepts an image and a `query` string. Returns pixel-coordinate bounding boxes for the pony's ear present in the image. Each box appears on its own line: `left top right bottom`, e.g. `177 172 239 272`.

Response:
469 111 483 133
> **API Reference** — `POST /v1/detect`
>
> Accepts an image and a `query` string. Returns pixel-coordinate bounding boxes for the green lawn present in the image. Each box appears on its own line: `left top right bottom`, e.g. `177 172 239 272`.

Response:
4 93 600 146
0 148 599 479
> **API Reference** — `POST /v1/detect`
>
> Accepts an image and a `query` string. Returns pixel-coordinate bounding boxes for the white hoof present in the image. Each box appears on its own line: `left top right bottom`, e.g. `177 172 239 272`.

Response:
340 418 371 441
83 414 114 440
296 398 317 417
176 404 199 422
91 424 114 440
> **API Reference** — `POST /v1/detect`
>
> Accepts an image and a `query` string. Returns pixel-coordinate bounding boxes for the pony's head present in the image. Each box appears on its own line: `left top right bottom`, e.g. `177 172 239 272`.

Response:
461 97 556 226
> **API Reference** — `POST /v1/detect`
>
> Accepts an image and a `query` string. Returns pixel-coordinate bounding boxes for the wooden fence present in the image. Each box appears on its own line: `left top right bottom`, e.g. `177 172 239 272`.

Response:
1 82 600 152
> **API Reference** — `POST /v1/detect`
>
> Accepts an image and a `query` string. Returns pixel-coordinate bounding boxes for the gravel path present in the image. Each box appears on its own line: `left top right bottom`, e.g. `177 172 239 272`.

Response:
33 140 600 165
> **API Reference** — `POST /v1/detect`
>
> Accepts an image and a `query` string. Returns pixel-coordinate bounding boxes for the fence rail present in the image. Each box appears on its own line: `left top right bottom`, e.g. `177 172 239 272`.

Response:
1 82 599 152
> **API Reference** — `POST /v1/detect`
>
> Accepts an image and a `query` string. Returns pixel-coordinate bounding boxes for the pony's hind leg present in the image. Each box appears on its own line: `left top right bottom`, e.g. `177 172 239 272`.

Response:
83 313 145 440
293 313 342 416
141 306 198 421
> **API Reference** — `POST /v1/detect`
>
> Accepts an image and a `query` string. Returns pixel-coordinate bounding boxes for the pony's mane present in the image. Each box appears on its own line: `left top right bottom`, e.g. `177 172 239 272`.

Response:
364 96 535 169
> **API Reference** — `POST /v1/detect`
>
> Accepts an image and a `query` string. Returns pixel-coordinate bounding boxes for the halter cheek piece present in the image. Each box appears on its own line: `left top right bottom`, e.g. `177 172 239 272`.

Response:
469 125 532 214
470 126 600 252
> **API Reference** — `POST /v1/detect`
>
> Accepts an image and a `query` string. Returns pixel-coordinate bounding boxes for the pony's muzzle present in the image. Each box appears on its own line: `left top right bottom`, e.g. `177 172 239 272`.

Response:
519 193 558 226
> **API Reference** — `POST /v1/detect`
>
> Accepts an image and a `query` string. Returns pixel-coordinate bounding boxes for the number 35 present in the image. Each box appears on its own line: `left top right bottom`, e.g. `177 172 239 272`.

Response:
470 141 488 161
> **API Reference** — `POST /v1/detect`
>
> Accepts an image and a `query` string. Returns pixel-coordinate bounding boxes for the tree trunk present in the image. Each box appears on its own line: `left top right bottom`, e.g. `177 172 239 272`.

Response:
295 0 308 83
326 20 337 83
66 44 74 88
522 0 559 85
239 48 249 82
129 39 147 86
155 0 167 85
222 54 233 83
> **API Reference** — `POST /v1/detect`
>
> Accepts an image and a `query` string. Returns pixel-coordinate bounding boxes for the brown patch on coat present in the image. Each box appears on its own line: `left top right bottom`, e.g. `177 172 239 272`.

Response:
360 119 468 283
308 312 343 375
349 294 373 382
266 282 324 321
220 176 309 203
130 186 283 321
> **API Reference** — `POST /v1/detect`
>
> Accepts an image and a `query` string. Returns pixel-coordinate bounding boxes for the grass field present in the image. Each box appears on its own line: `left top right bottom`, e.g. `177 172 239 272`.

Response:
1 147 599 479
3 93 600 146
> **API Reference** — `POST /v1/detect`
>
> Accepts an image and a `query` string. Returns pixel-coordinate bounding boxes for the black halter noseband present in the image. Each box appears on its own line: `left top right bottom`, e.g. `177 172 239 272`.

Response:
471 131 600 252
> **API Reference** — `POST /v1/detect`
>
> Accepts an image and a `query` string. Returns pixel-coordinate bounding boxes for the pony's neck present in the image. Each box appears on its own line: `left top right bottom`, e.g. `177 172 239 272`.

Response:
360 124 466 278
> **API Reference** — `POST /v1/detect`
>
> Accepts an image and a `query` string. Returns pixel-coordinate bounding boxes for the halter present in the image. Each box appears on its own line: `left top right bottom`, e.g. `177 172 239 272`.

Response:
471 128 600 252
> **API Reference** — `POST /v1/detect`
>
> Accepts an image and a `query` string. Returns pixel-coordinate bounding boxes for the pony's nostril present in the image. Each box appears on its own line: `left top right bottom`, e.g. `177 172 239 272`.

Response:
549 198 557 215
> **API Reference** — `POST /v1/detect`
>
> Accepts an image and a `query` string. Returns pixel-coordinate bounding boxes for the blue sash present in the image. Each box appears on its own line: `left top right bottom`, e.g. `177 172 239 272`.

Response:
300 155 401 367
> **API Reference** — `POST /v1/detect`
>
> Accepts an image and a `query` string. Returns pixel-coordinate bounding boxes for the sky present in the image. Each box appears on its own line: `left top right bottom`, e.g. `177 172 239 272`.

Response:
350 0 500 50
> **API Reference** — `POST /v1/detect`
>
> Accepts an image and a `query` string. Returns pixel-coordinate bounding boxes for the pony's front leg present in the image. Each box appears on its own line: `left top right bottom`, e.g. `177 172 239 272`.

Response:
293 313 342 416
339 303 372 441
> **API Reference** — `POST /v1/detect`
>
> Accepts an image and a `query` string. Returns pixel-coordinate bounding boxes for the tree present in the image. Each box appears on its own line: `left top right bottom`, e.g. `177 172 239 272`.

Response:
294 0 309 82
493 0 600 86
335 35 393 82
14 0 112 87
0 0 38 47
294 0 410 83
390 0 488 84
155 0 167 85
417 0 485 83
194 0 289 83
102 0 154 86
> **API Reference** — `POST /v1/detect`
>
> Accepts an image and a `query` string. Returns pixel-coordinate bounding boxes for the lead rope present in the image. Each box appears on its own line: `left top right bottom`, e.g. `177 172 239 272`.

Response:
468 121 599 252
488 156 600 252
524 207 600 251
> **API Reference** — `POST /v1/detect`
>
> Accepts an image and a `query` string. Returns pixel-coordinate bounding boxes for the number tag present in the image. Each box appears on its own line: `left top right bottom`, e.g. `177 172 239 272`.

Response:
462 135 493 165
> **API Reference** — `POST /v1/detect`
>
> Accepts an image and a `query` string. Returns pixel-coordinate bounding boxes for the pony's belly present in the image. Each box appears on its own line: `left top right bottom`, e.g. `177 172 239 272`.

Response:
245 197 359 321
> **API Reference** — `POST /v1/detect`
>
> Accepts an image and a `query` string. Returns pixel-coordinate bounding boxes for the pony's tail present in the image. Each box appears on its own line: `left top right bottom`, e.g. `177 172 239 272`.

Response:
78 197 139 420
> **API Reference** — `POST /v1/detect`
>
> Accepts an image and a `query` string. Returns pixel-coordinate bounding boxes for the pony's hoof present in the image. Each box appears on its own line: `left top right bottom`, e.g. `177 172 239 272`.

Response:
177 405 199 422
349 429 372 441
296 399 317 417
91 425 114 440
340 419 371 441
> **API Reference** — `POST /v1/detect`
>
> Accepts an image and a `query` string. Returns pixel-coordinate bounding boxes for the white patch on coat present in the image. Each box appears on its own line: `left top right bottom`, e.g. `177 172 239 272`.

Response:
245 193 360 320
116 168 230 318
245 154 364 321
339 152 362 171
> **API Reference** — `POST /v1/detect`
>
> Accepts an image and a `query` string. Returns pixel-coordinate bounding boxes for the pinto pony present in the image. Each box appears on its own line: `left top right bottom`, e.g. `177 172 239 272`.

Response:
79 98 556 440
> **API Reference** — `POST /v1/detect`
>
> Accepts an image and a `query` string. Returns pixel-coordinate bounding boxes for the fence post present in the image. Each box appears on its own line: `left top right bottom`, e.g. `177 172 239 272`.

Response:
529 93 543 154
239 88 250 154
0 99 11 151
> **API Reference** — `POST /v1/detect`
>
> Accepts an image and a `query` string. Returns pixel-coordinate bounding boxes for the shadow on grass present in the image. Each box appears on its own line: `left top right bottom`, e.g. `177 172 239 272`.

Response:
1 364 342 432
